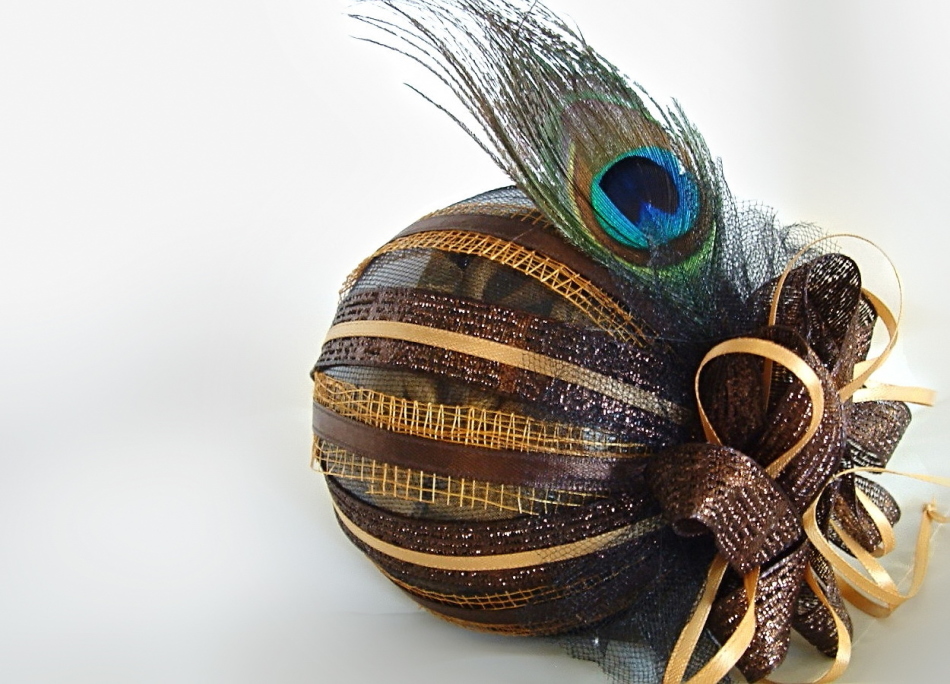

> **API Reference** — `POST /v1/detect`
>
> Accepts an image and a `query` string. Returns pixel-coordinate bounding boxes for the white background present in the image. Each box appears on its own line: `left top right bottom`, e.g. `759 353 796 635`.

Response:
1 1 948 682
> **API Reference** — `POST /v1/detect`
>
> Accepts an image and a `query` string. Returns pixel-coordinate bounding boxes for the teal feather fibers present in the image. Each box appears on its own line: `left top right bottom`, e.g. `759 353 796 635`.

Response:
349 0 805 335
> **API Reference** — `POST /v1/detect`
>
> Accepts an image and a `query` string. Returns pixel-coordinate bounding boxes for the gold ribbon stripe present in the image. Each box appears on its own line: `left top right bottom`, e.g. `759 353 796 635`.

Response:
324 320 690 424
340 228 647 345
333 501 663 572
803 467 950 617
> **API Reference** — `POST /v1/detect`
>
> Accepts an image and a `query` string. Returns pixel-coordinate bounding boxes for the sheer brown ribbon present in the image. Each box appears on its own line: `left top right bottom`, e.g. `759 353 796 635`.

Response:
314 227 945 680
649 240 944 683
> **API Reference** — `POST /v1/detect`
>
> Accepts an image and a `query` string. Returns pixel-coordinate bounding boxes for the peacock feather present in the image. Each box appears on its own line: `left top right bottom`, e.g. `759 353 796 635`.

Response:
350 0 723 307
316 5 928 682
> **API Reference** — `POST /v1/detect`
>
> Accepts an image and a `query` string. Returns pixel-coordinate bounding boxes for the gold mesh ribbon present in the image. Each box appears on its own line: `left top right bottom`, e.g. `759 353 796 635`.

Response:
314 224 945 680
341 228 647 345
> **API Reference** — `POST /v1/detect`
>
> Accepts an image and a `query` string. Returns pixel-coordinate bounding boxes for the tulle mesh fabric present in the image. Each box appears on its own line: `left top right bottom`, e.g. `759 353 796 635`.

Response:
308 1 930 679
311 187 901 683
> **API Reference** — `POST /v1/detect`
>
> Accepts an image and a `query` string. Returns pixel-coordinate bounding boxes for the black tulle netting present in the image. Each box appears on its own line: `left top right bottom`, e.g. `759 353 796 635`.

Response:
560 531 724 683
313 184 837 684
444 186 827 351
312 3 922 683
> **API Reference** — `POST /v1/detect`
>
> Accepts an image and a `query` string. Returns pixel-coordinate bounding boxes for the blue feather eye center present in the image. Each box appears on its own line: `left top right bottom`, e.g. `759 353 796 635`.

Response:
600 155 678 220
591 147 700 249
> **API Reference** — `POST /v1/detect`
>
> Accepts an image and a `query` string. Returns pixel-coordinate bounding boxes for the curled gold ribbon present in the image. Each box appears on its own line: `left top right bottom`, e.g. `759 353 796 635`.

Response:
804 468 950 618
664 557 760 684
666 236 944 683
665 335 828 683
763 567 853 684
846 289 935 405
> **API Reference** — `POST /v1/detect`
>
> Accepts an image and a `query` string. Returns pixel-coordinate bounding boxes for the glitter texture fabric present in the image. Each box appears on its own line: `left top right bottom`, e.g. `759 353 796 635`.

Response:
311 188 916 682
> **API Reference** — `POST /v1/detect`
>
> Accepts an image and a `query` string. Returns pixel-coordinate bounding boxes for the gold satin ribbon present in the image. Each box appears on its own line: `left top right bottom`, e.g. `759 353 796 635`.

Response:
845 290 934 405
663 556 759 684
324 319 690 423
854 488 896 557
668 236 941 683
763 567 853 684
803 468 950 618
841 287 933 405
332 500 663 571
665 337 828 683
841 288 899 403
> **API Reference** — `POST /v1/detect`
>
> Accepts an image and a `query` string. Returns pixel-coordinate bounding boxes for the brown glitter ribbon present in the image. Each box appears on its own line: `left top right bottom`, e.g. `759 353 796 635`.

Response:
313 211 946 683
648 241 944 683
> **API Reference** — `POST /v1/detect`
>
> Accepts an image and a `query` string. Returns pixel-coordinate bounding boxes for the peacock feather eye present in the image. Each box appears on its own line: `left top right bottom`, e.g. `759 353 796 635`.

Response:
320 5 938 683
590 147 700 250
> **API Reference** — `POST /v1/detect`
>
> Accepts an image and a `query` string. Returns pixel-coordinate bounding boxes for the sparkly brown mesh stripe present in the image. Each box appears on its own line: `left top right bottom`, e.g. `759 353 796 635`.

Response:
313 401 649 492
326 477 667 635
391 545 663 636
371 527 663 599
327 287 686 404
318 338 687 444
319 332 552 408
328 475 658 557
378 561 629 611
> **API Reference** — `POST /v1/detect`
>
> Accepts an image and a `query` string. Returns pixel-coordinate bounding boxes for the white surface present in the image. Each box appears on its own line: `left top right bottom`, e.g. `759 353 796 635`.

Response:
1 1 948 682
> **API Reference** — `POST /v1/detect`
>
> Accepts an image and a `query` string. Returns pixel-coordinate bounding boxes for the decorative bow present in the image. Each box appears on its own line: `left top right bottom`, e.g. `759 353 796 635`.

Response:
643 247 943 683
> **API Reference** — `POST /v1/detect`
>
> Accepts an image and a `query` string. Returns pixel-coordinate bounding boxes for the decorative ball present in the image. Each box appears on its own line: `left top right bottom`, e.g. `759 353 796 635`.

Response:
311 188 699 636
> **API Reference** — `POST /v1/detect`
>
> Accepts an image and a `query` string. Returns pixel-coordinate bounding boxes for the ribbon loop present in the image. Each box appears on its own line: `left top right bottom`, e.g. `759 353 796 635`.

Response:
647 444 802 576
661 243 941 684
658 326 843 682
711 541 812 682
